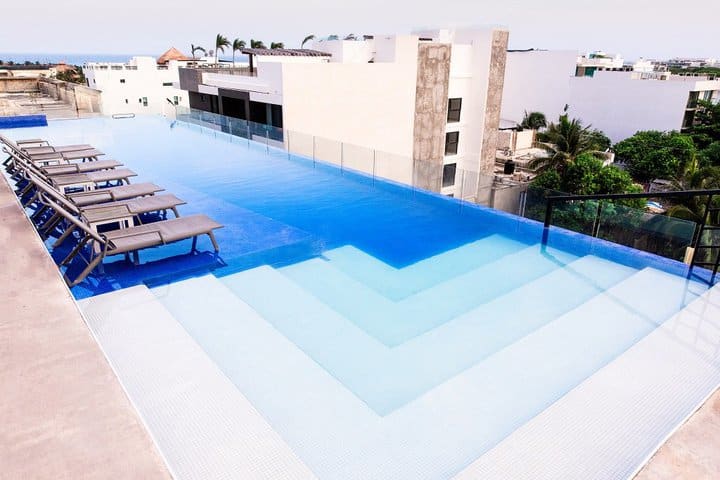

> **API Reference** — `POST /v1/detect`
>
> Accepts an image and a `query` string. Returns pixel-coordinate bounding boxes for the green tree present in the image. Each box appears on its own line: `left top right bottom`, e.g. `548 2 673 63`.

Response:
587 129 612 151
535 153 641 196
614 131 696 183
301 34 315 48
519 111 547 130
250 39 266 49
699 142 720 167
232 38 246 66
688 99 720 149
190 44 206 59
214 34 230 64
270 42 285 49
529 113 604 173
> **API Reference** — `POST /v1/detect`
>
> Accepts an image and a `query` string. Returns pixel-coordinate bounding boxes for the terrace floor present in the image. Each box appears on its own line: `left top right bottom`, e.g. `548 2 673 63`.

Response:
0 175 170 479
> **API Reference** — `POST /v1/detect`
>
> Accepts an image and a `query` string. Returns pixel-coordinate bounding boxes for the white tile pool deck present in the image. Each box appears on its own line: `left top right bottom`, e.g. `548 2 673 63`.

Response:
3 168 720 479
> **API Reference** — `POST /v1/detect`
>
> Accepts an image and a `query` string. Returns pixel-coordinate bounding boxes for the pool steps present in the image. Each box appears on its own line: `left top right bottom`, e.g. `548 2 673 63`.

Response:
77 243 716 480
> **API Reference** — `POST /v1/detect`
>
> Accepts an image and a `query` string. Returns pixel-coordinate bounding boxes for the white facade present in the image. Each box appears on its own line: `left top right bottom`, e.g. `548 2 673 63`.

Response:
83 56 190 116
502 50 720 143
189 28 506 194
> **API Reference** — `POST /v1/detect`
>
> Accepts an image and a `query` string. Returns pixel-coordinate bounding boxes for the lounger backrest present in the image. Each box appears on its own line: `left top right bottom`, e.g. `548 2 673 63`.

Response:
25 171 81 216
36 190 104 244
0 134 24 157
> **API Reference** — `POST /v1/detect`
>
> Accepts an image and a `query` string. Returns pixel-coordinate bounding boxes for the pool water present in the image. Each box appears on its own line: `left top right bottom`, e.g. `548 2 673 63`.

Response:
5 116 716 479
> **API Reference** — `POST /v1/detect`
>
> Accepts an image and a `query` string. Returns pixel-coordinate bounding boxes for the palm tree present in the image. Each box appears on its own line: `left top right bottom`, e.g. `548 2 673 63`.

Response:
214 34 230 64
232 38 246 66
301 34 315 48
529 114 599 173
519 111 547 130
190 44 206 60
270 42 284 49
250 39 266 49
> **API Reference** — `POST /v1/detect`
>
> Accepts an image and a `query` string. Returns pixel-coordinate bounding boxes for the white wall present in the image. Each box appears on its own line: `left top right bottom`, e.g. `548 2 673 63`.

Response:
500 50 577 125
569 71 720 142
83 56 189 116
280 60 418 158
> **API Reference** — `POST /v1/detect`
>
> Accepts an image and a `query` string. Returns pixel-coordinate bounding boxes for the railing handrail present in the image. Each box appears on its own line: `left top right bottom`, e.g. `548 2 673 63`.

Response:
545 189 720 203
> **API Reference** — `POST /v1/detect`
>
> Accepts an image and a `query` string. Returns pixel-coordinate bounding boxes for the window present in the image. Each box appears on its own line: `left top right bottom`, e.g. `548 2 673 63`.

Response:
139 97 148 107
125 99 128 104
162 82 173 87
442 163 457 187
173 96 179 105
445 131 459 156
120 78 125 83
447 98 462 122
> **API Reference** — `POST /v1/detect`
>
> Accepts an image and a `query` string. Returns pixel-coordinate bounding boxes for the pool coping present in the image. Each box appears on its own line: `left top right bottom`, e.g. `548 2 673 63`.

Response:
0 173 171 479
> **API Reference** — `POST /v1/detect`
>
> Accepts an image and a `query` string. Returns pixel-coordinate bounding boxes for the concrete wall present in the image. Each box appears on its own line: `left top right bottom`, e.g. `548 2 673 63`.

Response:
479 30 509 175
412 43 452 192
501 50 577 125
38 79 102 114
0 77 39 93
569 72 720 142
280 60 418 158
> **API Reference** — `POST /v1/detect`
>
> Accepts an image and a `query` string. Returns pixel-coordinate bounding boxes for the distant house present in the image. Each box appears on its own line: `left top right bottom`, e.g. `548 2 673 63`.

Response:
82 47 196 115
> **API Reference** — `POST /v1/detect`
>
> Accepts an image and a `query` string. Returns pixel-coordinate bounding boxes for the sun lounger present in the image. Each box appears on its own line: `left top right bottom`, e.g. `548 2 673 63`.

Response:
22 144 94 155
24 172 185 246
15 138 50 147
48 168 136 193
27 148 105 166
37 188 222 287
42 159 123 176
68 183 165 206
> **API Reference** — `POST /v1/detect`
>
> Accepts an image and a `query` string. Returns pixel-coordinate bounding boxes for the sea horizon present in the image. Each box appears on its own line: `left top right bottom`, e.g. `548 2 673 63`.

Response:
0 52 238 66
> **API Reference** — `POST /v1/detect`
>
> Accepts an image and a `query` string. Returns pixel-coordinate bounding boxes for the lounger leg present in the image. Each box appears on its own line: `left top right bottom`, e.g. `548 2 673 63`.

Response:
208 232 220 252
132 251 139 265
21 191 38 208
30 204 48 222
60 235 92 267
53 224 77 248
171 206 180 218
191 236 198 252
40 214 62 239
67 254 104 287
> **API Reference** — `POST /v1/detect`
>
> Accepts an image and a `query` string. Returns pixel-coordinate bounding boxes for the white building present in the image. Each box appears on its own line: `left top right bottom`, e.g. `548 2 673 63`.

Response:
501 50 720 143
178 28 509 199
83 48 193 116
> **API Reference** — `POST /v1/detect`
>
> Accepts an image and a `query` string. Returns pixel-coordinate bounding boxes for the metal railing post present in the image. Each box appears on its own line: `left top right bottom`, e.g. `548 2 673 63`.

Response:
265 129 269 154
246 124 251 148
542 198 554 246
591 201 604 238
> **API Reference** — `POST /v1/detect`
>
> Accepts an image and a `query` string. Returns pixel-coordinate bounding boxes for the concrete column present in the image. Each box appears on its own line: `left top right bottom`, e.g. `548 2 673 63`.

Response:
411 43 452 192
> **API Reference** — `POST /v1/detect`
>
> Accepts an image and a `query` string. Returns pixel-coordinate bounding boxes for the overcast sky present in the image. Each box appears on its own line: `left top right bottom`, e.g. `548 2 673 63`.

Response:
2 0 717 60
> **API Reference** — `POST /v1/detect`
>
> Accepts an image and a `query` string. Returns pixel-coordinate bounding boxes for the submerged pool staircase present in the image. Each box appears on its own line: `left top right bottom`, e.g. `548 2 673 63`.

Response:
79 240 720 480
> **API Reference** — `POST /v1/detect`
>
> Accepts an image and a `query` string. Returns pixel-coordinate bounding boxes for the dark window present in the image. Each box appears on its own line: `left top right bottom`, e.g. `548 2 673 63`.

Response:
445 131 459 156
124 99 128 104
120 78 125 83
447 98 462 122
442 163 457 187
141 97 148 107
162 82 173 86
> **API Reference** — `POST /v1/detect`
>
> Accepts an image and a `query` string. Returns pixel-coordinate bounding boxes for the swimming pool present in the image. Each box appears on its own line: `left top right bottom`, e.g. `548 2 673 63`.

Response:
5 116 720 479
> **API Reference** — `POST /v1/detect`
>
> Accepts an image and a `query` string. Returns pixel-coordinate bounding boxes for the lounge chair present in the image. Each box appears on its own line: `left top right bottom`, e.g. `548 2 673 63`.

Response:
22 144 94 155
47 168 137 193
42 159 123 176
68 183 165 207
24 170 184 241
37 188 222 287
26 148 105 166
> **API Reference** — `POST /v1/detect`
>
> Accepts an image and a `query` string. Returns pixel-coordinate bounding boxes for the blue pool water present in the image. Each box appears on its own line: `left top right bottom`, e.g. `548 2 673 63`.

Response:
3 116 714 479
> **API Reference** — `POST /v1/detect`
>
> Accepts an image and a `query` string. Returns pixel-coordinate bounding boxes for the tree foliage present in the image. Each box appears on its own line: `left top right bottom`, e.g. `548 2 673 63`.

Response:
687 99 720 150
530 114 606 173
301 35 315 48
532 153 640 196
519 111 547 130
613 130 696 183
214 34 230 63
